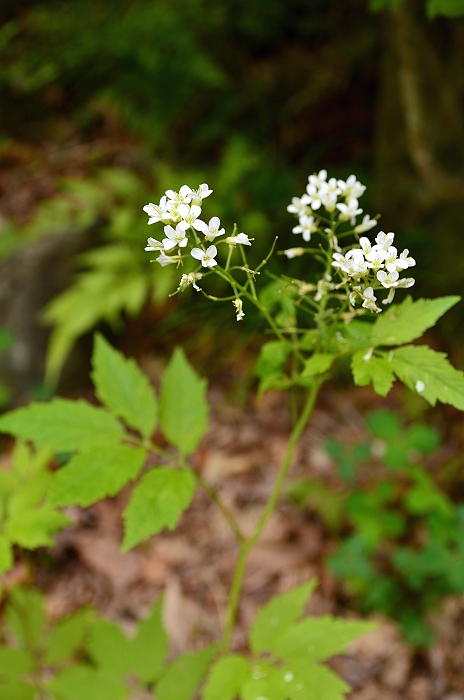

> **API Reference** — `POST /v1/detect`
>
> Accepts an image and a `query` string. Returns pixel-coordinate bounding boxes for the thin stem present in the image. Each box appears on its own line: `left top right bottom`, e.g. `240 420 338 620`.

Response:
220 379 322 653
188 466 245 543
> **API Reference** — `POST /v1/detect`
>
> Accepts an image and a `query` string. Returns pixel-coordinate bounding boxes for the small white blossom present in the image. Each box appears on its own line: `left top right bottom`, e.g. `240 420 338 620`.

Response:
156 251 180 267
191 245 218 268
375 231 395 250
365 246 387 270
178 272 203 292
143 196 171 224
382 287 396 305
397 249 416 270
320 190 338 212
384 246 399 273
355 214 377 234
336 198 362 225
178 204 203 231
194 215 225 240
321 177 342 197
145 237 164 251
377 269 399 288
359 237 372 255
292 215 317 242
308 169 328 189
233 298 244 321
395 277 415 288
337 174 366 201
361 286 381 313
283 247 305 258
163 224 188 250
287 196 311 217
305 184 324 210
190 183 213 206
226 232 251 246
165 185 193 205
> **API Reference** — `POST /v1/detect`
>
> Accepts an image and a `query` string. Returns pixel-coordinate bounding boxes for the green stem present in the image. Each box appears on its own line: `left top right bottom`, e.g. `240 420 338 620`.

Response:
189 466 245 544
220 378 322 653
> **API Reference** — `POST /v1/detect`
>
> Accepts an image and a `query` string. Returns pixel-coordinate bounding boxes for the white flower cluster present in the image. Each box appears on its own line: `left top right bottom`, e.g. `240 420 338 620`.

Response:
287 170 377 243
332 231 416 311
143 184 251 274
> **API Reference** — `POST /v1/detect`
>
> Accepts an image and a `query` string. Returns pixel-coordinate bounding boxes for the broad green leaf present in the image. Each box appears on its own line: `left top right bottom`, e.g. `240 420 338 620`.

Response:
87 619 130 674
159 347 208 456
122 467 196 551
0 399 123 452
202 655 250 700
0 534 13 574
49 665 129 700
283 660 351 700
391 345 464 409
92 334 157 439
406 424 441 454
351 351 395 397
273 616 377 662
0 649 34 682
427 0 464 16
156 645 216 700
367 408 401 439
302 353 335 377
256 341 290 378
49 444 147 507
0 681 35 700
249 581 317 654
371 296 460 347
6 505 69 549
241 662 287 700
8 472 51 512
131 597 168 683
45 610 90 666
6 588 45 651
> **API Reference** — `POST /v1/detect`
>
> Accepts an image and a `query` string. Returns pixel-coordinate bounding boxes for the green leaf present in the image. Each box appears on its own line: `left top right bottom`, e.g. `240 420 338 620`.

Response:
130 597 168 683
92 334 157 439
45 610 90 666
0 649 34 682
202 655 250 700
87 618 130 674
159 347 208 456
283 660 351 700
49 444 147 507
122 467 196 551
249 581 317 654
0 681 35 700
367 408 401 439
391 345 464 409
6 505 69 549
302 354 335 377
427 0 464 16
49 665 129 700
351 351 395 397
371 296 460 347
157 645 216 700
256 341 290 379
272 616 377 662
0 534 13 575
0 399 124 452
6 588 45 651
406 424 441 454
241 661 287 700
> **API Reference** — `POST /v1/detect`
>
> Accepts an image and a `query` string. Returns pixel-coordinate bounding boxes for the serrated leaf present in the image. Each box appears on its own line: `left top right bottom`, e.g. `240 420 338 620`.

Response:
87 618 130 674
302 353 335 377
6 505 69 549
92 334 157 439
159 347 208 456
0 399 124 452
0 649 34 682
249 581 318 654
122 467 196 551
391 345 464 409
371 296 460 347
256 341 290 378
283 660 351 700
156 645 216 700
50 444 147 507
0 534 13 574
131 597 168 683
45 610 90 666
49 665 129 700
351 351 395 397
272 616 377 662
202 655 250 700
241 661 287 700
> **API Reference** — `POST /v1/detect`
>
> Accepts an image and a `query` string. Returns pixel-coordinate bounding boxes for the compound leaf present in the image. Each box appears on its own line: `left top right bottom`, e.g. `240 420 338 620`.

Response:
156 645 216 700
130 597 168 683
351 351 395 397
49 665 129 700
159 347 208 456
122 467 196 551
283 660 351 700
92 334 157 440
202 655 250 700
49 444 147 507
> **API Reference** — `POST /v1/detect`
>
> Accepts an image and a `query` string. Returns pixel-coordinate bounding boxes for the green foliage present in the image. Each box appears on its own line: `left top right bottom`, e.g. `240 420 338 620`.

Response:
427 0 464 16
0 442 69 576
159 346 209 456
202 655 250 700
157 646 217 700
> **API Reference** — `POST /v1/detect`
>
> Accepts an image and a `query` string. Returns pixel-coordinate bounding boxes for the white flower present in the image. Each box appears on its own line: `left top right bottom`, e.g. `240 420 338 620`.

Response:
359 237 372 255
337 174 366 201
332 252 349 272
320 190 338 212
143 196 171 224
361 287 380 313
283 247 305 258
321 177 342 197
365 246 387 269
293 215 317 242
384 246 399 273
233 298 245 321
145 237 164 251
336 198 362 225
287 196 311 217
164 200 182 223
190 183 213 206
178 272 203 292
397 249 416 270
382 287 396 305
178 204 203 231
191 244 218 268
395 277 415 288
226 232 251 246
345 253 369 277
156 251 180 267
375 231 395 250
377 269 399 288
194 216 225 241
163 224 188 250
308 169 327 188
355 215 377 234
165 185 193 205
305 184 324 210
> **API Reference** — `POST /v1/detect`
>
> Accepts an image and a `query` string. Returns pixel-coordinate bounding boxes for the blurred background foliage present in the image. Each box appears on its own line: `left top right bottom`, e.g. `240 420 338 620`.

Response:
0 0 463 386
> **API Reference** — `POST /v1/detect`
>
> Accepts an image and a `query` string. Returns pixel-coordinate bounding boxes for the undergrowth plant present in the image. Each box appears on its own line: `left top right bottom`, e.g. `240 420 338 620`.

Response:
0 171 463 698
